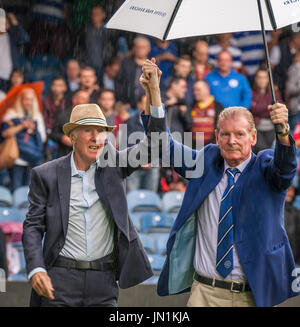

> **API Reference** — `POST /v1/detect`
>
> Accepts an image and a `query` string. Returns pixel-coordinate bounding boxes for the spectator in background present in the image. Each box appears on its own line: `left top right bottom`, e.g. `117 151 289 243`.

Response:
43 77 67 135
205 50 252 109
209 33 242 72
50 89 90 158
286 49 300 133
77 66 100 104
101 56 121 91
123 94 160 193
65 59 81 93
163 77 192 141
115 36 151 109
192 40 212 80
0 88 46 191
232 31 270 79
81 5 111 81
191 80 223 148
159 168 187 193
9 69 24 89
149 38 178 83
97 89 125 144
163 55 195 107
27 0 71 58
284 185 300 266
271 32 300 101
250 67 282 153
0 12 29 92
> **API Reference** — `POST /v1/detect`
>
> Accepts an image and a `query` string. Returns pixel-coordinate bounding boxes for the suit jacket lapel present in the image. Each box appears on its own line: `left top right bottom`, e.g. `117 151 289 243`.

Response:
57 153 72 237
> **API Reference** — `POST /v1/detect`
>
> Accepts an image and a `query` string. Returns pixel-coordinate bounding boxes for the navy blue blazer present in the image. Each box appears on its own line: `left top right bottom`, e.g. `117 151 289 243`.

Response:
142 113 299 306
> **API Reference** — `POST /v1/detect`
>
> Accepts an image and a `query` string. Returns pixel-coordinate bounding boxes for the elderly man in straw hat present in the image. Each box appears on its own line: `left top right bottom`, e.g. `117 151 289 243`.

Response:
22 60 165 307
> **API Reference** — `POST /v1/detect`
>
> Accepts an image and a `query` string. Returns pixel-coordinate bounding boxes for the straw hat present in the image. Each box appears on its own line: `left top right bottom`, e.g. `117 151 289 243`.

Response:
63 104 116 137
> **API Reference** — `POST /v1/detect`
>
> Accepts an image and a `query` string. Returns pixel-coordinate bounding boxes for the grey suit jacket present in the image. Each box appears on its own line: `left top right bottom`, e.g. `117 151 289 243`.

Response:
22 115 166 306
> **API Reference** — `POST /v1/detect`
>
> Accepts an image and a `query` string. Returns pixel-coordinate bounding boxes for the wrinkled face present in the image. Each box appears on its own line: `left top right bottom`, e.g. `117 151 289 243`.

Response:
21 90 35 112
71 126 107 164
216 116 257 167
217 52 232 74
193 80 210 102
67 61 80 80
80 69 97 88
51 79 67 95
255 70 269 90
134 39 151 59
175 59 192 78
97 91 115 112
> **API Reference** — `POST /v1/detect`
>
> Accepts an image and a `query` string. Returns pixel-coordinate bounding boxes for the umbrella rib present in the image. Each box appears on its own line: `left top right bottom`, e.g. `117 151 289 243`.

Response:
163 0 183 40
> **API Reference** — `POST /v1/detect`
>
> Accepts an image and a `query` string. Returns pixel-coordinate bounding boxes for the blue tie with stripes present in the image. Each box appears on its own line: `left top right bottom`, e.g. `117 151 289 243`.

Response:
216 168 239 278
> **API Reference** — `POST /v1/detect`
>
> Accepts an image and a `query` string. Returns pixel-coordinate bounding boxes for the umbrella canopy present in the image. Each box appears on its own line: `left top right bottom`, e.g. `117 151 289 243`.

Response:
106 0 300 41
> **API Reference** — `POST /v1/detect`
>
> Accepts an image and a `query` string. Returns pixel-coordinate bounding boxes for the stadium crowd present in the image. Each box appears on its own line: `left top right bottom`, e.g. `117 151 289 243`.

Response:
0 0 299 281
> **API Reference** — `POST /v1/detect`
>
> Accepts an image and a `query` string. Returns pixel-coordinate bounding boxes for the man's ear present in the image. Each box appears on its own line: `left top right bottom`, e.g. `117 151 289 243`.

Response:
69 133 76 145
251 129 257 147
215 129 219 146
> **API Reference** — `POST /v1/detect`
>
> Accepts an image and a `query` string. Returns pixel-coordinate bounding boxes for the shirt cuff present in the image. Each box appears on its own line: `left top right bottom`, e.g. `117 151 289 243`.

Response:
28 267 47 280
150 104 165 118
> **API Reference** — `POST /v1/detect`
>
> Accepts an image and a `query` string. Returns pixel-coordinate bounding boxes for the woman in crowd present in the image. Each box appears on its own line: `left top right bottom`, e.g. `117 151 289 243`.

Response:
250 67 282 153
0 88 46 191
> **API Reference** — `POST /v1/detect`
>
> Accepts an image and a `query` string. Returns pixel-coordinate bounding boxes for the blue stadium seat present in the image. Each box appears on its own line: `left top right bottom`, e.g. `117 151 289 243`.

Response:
130 213 140 231
150 233 169 256
147 254 165 275
162 191 184 213
0 186 13 207
127 189 161 212
165 212 178 221
140 212 174 234
13 186 29 209
0 207 24 223
139 233 156 254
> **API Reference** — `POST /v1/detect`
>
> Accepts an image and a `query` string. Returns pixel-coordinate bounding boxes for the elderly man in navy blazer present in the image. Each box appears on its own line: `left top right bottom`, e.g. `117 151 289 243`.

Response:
22 64 165 307
141 59 299 307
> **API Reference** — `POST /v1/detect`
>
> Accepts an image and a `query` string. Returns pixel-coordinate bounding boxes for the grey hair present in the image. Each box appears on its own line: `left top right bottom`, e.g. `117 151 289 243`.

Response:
133 36 151 47
216 107 256 132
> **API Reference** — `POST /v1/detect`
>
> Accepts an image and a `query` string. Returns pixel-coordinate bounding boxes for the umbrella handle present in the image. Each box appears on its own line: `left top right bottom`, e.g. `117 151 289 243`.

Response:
257 0 283 134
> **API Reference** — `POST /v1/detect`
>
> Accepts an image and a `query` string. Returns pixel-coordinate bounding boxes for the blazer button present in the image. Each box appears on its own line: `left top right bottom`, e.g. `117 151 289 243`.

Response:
57 243 61 249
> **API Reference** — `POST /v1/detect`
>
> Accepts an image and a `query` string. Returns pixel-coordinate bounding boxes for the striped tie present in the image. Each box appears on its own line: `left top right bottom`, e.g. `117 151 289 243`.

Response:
216 168 239 278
